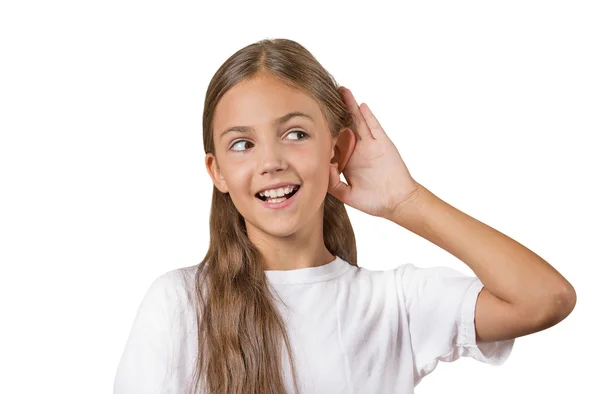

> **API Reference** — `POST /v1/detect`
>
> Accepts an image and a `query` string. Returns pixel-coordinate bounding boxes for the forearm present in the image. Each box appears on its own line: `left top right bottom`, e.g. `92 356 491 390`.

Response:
388 183 576 315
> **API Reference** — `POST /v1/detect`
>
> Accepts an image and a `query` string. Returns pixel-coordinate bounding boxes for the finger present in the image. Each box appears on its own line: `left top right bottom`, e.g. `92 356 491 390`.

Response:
359 103 388 141
339 86 373 140
327 163 350 204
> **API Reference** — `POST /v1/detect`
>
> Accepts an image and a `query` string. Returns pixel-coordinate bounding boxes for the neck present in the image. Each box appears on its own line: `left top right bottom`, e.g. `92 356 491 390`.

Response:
246 208 335 271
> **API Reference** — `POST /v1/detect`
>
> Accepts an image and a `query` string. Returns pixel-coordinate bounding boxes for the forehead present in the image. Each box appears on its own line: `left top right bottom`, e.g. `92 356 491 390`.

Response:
213 75 323 134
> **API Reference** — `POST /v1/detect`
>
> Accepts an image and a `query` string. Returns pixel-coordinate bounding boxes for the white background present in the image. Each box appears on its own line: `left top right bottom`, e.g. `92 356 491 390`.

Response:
1 1 598 393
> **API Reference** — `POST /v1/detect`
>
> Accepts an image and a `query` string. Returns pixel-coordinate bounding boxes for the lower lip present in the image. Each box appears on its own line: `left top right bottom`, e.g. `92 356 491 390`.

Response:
257 187 301 210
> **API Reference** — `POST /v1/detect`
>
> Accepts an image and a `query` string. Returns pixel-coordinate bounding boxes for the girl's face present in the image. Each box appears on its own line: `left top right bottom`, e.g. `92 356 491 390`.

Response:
206 74 344 239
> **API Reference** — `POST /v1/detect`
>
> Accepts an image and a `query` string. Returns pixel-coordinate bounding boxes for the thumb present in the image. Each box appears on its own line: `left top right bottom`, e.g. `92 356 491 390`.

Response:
327 163 351 203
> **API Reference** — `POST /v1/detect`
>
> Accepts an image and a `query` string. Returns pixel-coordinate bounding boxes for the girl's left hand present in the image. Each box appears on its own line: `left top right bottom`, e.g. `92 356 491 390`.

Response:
328 86 421 220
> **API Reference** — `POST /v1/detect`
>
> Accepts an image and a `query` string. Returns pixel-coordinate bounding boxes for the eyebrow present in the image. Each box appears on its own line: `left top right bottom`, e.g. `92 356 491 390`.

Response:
219 111 315 139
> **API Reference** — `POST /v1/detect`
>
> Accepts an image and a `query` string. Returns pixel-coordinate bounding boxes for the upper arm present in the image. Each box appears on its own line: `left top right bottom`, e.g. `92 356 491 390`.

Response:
474 286 569 344
114 272 178 394
397 264 515 384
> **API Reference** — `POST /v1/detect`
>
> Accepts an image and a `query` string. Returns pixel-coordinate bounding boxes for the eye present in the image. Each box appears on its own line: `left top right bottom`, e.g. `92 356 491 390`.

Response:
229 129 308 152
286 129 308 141
230 140 253 152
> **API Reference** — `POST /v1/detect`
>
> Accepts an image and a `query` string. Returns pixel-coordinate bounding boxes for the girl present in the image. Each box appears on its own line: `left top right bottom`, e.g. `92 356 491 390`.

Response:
114 38 576 394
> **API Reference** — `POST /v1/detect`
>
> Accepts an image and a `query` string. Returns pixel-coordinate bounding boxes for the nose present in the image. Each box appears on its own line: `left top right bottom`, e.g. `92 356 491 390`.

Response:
257 139 288 175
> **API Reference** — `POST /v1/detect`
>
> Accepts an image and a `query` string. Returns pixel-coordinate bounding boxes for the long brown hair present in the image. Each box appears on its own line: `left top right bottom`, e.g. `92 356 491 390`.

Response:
192 38 358 394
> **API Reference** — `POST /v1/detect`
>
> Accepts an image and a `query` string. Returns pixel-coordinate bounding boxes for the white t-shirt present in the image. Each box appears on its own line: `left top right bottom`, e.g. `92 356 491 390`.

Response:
114 255 515 393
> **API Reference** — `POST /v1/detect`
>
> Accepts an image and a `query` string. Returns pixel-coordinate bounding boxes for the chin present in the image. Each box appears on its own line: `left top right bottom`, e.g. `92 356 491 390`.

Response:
261 223 300 238
243 216 297 238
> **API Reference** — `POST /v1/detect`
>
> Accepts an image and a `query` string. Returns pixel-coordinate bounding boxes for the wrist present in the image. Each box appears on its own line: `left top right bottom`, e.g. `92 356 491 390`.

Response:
386 182 434 227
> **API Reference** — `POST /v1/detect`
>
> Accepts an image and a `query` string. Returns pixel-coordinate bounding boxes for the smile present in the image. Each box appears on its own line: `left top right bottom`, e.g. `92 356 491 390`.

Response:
255 186 301 210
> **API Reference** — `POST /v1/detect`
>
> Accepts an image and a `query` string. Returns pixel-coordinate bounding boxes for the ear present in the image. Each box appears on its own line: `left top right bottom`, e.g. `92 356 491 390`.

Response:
205 153 229 194
331 127 356 173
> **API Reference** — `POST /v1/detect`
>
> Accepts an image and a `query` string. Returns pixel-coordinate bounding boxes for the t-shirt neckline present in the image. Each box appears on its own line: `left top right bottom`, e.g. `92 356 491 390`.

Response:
264 255 349 285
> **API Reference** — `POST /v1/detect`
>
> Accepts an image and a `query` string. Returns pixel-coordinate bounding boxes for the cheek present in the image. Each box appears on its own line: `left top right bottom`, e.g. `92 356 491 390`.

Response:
222 166 252 193
302 158 331 191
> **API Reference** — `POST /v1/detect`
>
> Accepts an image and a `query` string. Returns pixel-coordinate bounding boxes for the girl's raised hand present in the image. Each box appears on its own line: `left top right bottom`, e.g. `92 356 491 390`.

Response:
328 86 421 220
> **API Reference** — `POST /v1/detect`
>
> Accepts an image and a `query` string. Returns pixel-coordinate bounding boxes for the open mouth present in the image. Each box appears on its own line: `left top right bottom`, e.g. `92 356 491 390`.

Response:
255 185 301 202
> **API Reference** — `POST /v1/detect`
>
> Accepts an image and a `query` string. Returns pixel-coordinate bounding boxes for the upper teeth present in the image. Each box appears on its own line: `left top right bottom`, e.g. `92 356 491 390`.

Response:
259 185 298 198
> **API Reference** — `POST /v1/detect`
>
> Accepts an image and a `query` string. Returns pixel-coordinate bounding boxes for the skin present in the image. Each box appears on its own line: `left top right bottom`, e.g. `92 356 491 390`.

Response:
206 73 576 342
205 73 355 271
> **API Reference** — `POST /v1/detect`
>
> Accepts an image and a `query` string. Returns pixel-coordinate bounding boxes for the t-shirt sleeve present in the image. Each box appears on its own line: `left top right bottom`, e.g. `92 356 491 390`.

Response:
114 270 188 394
395 263 515 385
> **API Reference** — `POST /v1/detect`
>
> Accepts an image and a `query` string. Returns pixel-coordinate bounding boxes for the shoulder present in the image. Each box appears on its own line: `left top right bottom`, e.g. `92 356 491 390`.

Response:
150 264 197 292
114 264 201 393
353 262 477 308
342 261 400 293
141 264 199 316
394 263 476 292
